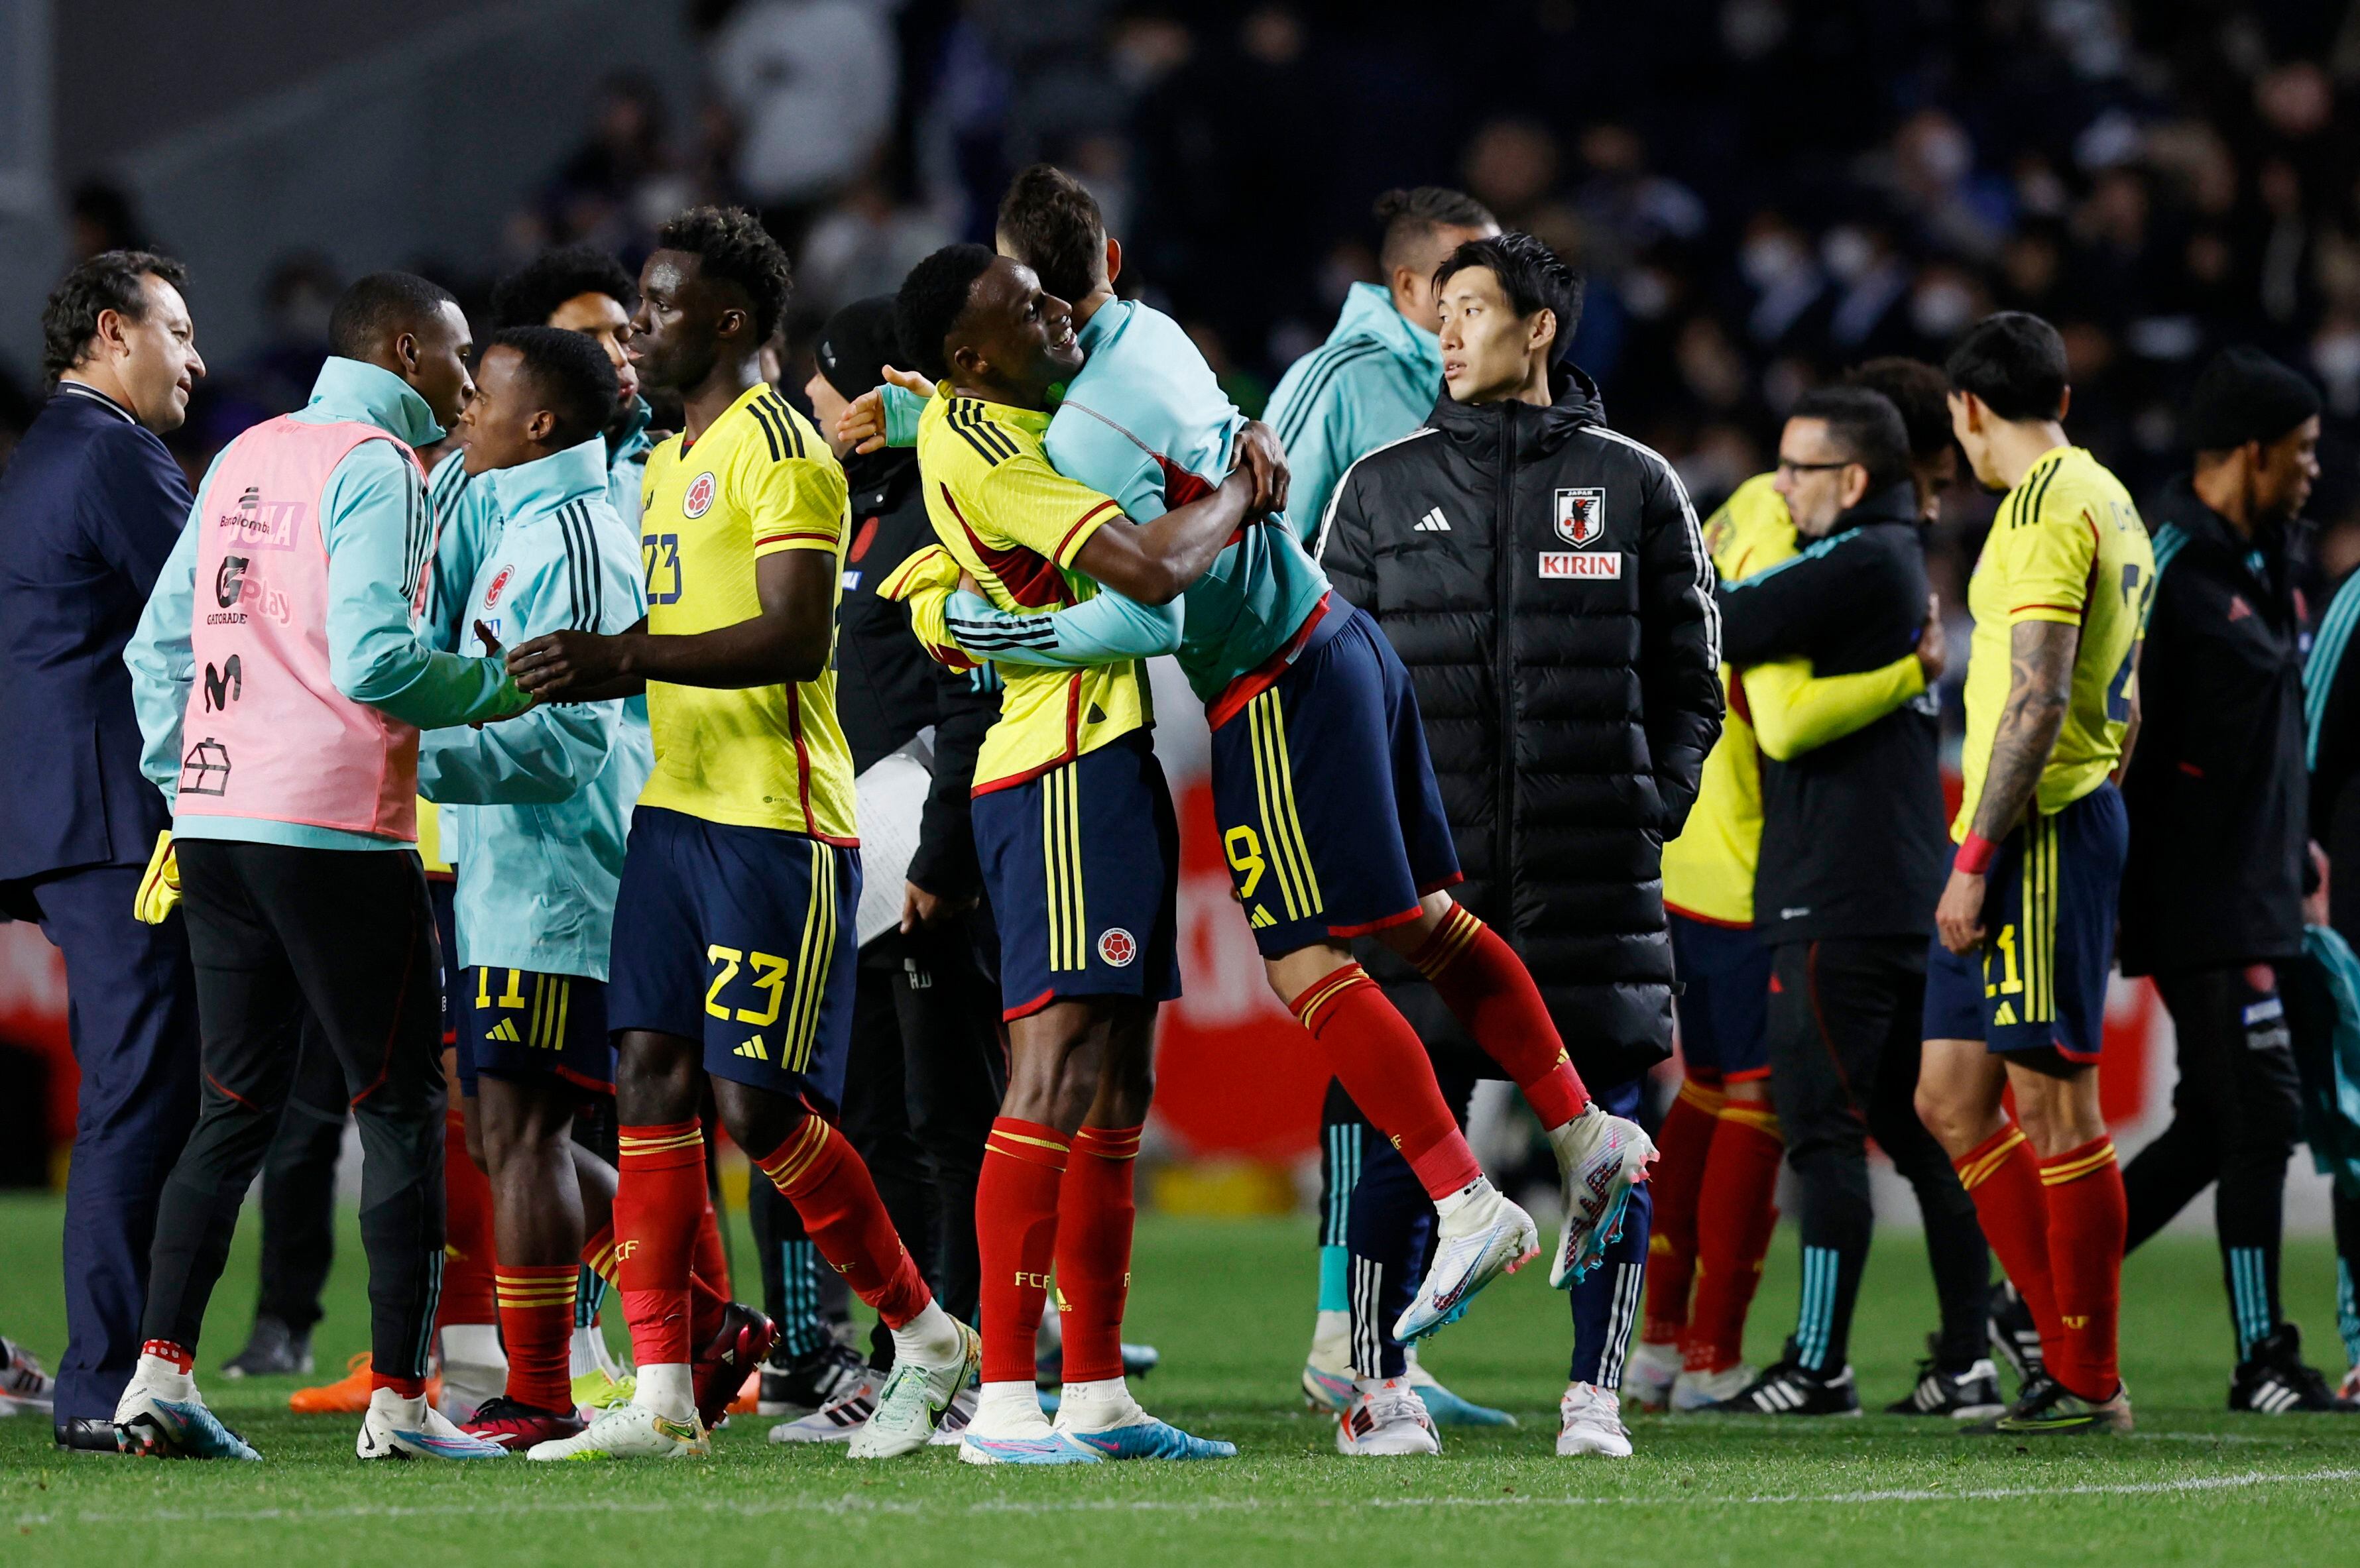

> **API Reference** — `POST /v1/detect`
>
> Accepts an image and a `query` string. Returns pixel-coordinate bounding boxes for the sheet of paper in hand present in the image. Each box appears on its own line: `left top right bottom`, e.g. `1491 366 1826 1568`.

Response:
853 733 935 948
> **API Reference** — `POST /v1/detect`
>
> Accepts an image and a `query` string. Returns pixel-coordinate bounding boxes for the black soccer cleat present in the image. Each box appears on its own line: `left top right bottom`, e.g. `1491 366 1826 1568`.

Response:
221 1316 313 1380
1967 1372 2132 1436
757 1339 870 1419
1885 1355 2006 1418
1986 1283 2044 1385
2229 1325 2359 1414
1706 1351 1861 1417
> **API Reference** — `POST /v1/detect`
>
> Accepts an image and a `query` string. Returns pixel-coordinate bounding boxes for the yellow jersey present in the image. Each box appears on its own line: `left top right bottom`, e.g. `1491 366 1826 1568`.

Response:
914 388 1146 791
1954 445 2152 840
1662 476 1790 926
636 383 857 842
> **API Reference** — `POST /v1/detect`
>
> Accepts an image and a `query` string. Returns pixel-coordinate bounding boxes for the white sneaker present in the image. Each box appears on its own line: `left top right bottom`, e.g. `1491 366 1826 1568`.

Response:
356 1386 506 1460
849 1323 981 1459
1671 1362 1756 1412
112 1355 259 1460
768 1373 878 1443
1547 1106 1657 1288
527 1400 709 1461
1625 1339 1681 1412
1392 1180 1539 1343
0 1337 54 1415
1336 1376 1441 1456
1557 1381 1632 1457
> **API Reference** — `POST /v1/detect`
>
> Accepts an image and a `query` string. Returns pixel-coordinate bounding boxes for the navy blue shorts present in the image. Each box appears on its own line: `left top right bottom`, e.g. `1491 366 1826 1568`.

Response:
1668 913 1773 1084
609 805 862 1107
456 968 613 1097
1205 600 1460 958
1921 783 2127 1063
973 731 1179 1021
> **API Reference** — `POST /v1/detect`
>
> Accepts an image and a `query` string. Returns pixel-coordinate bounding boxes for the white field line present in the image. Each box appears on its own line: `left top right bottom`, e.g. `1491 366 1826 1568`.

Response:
12 1465 2359 1529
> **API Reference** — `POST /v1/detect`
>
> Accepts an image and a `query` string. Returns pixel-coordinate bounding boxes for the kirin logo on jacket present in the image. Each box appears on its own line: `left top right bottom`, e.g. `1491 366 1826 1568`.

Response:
1554 487 1605 547
218 485 305 550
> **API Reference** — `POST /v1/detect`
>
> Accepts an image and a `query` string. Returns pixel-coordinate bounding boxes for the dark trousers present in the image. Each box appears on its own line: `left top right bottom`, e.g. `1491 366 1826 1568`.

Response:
2123 964 2302 1359
251 1021 348 1333
751 919 1002 1363
144 841 447 1382
24 864 200 1424
1767 935 1988 1373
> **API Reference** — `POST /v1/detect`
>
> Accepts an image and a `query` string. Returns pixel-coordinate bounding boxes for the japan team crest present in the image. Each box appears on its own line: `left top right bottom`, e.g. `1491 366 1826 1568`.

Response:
1555 487 1605 547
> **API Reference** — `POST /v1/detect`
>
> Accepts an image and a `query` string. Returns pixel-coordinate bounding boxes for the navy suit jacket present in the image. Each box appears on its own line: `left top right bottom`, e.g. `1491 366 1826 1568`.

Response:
0 387 192 881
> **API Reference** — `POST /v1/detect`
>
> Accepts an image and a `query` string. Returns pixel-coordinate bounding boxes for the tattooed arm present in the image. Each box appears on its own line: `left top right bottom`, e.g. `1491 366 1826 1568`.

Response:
1934 618 2081 954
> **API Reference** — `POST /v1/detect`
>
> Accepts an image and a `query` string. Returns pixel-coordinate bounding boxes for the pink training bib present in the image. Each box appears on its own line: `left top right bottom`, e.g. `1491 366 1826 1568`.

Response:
176 416 428 840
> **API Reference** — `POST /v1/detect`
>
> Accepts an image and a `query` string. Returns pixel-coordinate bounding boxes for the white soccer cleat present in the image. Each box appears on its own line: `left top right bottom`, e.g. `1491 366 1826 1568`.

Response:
526 1400 709 1461
1547 1105 1657 1288
1625 1339 1681 1412
355 1386 506 1460
927 1385 978 1446
1391 1181 1539 1344
849 1323 981 1460
1302 1308 1354 1412
1671 1362 1757 1412
769 1372 879 1443
1335 1376 1441 1457
111 1357 259 1460
1557 1381 1633 1457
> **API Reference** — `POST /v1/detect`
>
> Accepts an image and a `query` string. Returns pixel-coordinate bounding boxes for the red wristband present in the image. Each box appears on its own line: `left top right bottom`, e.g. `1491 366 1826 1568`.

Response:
1955 833 1998 875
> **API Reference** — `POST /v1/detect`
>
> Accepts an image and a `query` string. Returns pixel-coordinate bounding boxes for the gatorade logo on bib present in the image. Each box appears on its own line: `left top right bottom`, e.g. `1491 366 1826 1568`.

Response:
684 472 717 518
1097 928 1137 968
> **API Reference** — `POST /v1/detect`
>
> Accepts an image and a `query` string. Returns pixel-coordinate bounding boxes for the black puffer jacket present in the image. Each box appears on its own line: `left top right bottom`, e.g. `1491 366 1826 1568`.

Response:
1317 368 1722 1082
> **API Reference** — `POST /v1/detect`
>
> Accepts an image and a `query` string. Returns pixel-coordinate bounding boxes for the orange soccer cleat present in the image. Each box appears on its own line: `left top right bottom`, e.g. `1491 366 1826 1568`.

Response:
288 1353 443 1415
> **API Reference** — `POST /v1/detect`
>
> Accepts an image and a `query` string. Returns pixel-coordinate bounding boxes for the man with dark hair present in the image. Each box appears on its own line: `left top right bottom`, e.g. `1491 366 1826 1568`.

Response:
0 250 206 1451
1913 311 2153 1437
2123 348 2351 1412
503 208 976 1465
876 183 1651 1460
486 243 650 526
1700 386 1992 1420
1266 186 1498 537
404 323 653 1449
1637 368 1950 1415
877 241 1283 1464
1318 231 1720 1458
756 296 1004 1443
119 272 530 1463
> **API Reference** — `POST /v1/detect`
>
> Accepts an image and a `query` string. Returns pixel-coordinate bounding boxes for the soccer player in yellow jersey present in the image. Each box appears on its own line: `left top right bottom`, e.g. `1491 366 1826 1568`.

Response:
504 208 976 1463
1912 313 2154 1437
1637 420 1944 1412
887 244 1281 1463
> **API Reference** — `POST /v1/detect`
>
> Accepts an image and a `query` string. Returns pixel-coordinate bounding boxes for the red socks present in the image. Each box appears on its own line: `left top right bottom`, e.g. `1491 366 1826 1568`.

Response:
437 1108 497 1329
496 1264 576 1412
1641 1077 1723 1345
583 1221 727 1345
1954 1122 2063 1375
1059 1125 1141 1384
1409 905 1589 1127
978 1117 1067 1384
755 1117 931 1331
616 1121 708 1365
693 1191 733 1302
1684 1101 1783 1371
1291 964 1482 1198
2040 1137 2125 1398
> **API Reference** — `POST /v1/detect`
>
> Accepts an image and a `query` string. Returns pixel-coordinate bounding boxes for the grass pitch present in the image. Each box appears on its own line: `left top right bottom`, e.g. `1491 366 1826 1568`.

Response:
1 1193 2356 1565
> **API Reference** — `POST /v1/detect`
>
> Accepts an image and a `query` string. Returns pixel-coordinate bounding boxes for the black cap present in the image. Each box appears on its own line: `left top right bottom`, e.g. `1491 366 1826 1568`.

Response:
816 295 901 402
2185 345 2321 453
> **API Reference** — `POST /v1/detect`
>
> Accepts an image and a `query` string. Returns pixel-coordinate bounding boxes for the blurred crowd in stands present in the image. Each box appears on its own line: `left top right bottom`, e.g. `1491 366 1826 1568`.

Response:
9 0 2360 605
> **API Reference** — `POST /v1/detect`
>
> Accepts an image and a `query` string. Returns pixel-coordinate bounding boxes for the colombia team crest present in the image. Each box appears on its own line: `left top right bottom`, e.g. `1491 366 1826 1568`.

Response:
683 472 717 518
1555 487 1605 547
1097 928 1137 967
